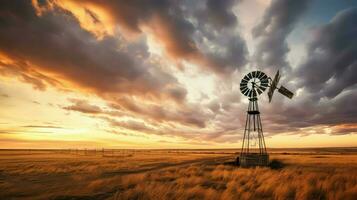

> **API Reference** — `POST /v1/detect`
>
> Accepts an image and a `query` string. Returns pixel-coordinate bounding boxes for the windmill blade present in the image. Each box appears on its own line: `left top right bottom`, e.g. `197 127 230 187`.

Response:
256 87 263 94
241 87 249 94
252 71 257 78
247 72 253 79
243 88 250 96
243 76 250 82
242 76 249 82
261 74 268 81
258 86 266 93
278 86 294 99
256 71 262 79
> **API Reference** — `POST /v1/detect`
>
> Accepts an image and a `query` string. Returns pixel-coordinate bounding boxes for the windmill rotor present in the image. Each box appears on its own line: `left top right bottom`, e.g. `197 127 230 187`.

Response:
240 71 269 99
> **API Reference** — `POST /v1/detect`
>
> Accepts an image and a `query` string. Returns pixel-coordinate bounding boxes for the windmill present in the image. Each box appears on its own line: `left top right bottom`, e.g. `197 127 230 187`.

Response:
238 70 293 167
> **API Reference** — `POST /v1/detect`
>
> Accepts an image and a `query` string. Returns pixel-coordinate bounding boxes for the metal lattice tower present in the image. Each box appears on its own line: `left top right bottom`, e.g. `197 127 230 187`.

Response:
241 98 267 155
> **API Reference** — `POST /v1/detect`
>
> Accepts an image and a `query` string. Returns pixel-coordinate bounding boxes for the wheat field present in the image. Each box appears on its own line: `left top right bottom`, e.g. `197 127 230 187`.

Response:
0 148 356 200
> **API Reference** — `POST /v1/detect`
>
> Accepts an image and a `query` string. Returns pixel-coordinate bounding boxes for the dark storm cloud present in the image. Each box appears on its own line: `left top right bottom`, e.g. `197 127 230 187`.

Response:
200 0 237 28
296 8 357 98
272 8 357 136
189 0 248 74
259 89 357 136
260 88 357 136
252 0 309 73
61 0 247 74
312 90 357 126
67 0 200 67
0 1 185 102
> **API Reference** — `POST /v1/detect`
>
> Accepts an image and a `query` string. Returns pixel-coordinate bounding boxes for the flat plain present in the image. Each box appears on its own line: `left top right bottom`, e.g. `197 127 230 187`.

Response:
0 148 356 200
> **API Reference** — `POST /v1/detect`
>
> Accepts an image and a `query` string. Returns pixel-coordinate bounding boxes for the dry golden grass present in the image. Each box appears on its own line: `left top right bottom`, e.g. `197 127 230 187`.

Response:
0 148 356 200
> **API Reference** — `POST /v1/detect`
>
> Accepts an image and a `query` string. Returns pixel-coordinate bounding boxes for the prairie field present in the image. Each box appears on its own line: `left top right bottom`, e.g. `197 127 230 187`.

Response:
0 148 356 200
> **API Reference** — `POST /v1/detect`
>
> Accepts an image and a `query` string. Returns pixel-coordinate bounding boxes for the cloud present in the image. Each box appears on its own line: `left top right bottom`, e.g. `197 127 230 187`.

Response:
63 99 103 114
202 0 238 28
270 8 357 136
296 8 357 98
107 118 156 133
0 58 62 91
62 96 207 132
0 93 9 98
61 96 243 142
54 0 248 74
0 1 185 102
187 0 248 74
331 124 357 135
108 97 208 128
252 0 309 73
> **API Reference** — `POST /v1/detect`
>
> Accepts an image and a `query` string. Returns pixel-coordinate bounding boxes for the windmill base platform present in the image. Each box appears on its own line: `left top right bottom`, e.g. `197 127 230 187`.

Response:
238 153 269 167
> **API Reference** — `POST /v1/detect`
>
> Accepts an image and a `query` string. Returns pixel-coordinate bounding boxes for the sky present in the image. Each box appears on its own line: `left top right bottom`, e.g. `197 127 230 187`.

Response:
0 0 357 149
